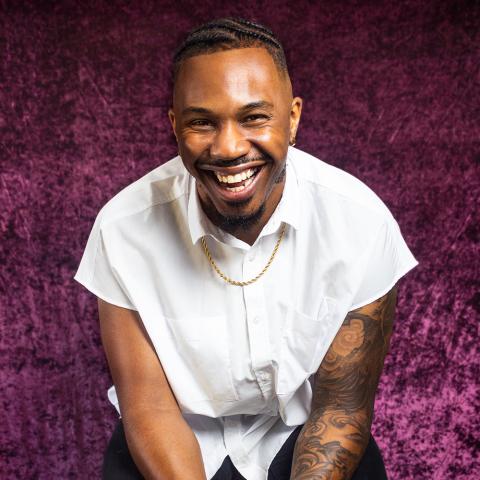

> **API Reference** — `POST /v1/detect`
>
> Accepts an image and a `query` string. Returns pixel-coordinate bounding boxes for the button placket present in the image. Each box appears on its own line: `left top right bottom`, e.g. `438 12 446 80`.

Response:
242 246 259 280
243 270 274 396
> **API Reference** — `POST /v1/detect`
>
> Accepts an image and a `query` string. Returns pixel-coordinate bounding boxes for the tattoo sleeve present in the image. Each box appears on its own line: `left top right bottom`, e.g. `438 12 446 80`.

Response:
290 286 398 480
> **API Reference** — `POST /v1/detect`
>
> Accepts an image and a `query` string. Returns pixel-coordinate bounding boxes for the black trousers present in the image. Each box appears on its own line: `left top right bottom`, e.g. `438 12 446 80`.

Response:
102 419 388 479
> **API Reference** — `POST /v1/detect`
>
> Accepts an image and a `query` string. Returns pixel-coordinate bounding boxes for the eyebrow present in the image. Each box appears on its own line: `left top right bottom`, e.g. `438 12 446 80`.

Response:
181 101 274 116
239 101 274 112
181 106 211 115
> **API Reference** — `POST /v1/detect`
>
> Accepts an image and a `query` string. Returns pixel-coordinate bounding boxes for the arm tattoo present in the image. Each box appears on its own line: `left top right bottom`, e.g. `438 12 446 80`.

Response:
290 286 398 480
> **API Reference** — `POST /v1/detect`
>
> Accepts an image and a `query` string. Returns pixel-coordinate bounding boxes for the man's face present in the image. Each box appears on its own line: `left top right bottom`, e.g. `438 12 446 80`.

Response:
169 47 302 236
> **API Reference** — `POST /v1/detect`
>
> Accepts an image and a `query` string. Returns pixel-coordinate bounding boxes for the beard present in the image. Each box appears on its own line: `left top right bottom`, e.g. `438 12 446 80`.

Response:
199 159 286 235
215 202 266 232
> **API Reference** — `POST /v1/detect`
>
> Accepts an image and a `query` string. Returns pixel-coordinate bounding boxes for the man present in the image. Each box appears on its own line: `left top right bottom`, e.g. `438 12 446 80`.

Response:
74 17 418 480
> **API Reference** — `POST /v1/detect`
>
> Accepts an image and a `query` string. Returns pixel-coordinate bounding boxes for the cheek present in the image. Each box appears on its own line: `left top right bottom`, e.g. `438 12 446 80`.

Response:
252 128 288 154
181 133 211 155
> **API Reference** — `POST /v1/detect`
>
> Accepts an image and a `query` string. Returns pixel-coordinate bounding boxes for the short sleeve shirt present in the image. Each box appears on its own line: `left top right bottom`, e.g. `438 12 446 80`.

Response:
74 146 418 479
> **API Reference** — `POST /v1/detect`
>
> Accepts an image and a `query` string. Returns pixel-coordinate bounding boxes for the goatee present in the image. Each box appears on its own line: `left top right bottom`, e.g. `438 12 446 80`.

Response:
216 203 266 232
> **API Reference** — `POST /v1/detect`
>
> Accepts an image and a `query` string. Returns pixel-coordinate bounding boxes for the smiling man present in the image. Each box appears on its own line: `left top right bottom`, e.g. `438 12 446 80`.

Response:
169 44 300 246
74 17 418 480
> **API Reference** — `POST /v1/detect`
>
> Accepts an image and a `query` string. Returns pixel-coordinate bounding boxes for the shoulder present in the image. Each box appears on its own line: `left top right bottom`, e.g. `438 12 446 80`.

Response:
288 147 404 266
96 156 189 229
289 147 394 222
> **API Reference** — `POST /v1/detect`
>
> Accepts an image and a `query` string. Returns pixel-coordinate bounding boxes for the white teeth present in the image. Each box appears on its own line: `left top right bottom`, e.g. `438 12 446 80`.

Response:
225 176 254 192
215 168 256 184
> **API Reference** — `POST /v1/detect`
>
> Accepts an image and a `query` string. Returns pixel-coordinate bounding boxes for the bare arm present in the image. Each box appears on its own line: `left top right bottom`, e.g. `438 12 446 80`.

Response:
98 298 207 480
290 286 397 479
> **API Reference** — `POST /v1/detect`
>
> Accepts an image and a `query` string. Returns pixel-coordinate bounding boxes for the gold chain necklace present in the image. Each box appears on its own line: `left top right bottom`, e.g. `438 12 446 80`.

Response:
201 222 287 286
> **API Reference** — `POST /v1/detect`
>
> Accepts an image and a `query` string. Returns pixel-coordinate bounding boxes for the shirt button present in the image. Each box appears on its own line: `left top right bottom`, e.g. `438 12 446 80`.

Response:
248 252 256 262
253 315 260 324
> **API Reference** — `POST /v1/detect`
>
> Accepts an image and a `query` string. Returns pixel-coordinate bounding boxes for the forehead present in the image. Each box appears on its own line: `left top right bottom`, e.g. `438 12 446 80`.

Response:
173 47 289 111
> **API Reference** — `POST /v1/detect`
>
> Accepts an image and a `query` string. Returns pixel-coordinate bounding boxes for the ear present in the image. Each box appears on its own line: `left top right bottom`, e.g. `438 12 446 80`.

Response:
168 108 178 141
289 97 302 145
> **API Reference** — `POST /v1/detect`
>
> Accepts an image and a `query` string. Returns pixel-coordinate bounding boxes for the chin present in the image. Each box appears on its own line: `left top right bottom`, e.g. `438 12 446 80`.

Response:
216 203 266 232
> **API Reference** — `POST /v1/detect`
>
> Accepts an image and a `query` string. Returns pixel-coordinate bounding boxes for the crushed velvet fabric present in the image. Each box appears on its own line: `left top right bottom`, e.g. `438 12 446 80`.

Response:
1 1 478 478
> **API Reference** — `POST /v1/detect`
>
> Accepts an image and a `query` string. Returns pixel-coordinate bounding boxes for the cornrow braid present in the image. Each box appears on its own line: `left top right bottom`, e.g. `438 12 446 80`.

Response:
172 17 288 81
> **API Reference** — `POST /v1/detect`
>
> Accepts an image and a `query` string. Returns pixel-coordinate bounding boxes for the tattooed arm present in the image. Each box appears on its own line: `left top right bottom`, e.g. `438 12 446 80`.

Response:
290 285 398 480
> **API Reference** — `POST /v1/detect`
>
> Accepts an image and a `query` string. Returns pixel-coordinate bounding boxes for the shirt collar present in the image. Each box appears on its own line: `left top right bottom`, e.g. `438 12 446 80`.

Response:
187 147 301 246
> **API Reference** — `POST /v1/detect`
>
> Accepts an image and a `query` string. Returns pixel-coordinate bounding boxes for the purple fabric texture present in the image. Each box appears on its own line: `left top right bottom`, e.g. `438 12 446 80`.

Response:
1 1 478 478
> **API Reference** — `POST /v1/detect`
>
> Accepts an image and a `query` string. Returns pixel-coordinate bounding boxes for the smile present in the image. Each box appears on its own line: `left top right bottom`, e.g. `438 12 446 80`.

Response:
199 161 266 202
214 167 259 192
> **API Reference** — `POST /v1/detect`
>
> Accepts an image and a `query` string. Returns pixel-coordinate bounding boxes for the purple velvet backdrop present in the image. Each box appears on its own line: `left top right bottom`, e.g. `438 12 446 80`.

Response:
1 1 479 478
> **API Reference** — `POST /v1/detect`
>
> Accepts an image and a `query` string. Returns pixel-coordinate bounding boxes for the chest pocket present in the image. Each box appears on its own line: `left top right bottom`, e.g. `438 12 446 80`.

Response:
277 297 335 395
162 313 239 406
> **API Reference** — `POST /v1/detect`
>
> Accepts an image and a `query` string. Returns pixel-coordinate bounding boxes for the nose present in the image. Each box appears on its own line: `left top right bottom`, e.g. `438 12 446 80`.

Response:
209 121 249 161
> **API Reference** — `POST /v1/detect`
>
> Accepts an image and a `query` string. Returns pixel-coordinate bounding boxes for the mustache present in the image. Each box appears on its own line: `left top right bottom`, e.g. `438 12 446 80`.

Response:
204 155 267 168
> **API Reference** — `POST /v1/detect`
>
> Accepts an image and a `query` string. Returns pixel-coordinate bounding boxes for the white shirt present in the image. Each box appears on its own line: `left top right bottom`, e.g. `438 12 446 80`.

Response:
74 146 418 479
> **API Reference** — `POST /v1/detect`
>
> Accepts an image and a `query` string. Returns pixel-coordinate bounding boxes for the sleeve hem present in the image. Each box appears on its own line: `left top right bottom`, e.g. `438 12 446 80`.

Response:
73 274 137 311
349 258 419 311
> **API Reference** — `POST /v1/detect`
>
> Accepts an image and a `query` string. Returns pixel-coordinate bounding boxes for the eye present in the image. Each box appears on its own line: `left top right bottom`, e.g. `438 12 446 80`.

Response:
189 119 213 128
243 114 270 124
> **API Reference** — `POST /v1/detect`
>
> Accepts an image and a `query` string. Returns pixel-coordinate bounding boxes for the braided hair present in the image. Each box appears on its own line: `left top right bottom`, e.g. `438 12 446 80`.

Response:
173 17 288 81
